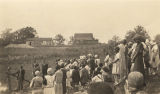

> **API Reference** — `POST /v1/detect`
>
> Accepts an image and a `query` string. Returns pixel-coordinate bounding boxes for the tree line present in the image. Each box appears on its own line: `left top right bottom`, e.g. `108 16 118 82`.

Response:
0 27 66 46
1 25 160 48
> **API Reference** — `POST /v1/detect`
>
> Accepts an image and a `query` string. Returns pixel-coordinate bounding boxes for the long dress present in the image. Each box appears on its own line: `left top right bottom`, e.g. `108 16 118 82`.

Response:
44 75 55 94
61 68 67 94
104 55 113 71
66 70 72 88
119 44 127 79
54 69 63 94
112 53 120 75
132 43 145 76
150 44 160 69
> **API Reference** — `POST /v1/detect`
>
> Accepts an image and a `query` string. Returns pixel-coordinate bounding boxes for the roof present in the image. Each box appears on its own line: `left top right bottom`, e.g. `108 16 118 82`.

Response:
26 38 52 41
74 33 94 40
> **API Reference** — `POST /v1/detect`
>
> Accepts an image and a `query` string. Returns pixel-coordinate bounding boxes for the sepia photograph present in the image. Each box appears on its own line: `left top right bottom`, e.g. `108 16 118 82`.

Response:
0 0 160 94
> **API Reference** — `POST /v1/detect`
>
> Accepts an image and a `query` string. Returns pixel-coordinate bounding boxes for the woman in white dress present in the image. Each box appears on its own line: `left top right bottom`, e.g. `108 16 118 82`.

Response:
66 68 72 94
104 54 114 70
150 42 160 75
112 47 120 85
44 68 55 94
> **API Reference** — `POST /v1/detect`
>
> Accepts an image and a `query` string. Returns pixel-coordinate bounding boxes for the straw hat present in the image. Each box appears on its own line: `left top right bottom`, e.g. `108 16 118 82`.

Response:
133 34 145 42
87 54 93 57
94 54 99 58
102 66 109 73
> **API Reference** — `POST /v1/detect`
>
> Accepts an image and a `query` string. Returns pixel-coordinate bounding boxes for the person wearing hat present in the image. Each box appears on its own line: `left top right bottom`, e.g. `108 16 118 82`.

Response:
119 39 128 82
54 65 63 94
150 41 160 75
30 71 43 94
87 54 96 78
94 54 101 67
132 35 145 77
71 66 80 92
33 63 40 77
44 68 55 94
111 47 120 85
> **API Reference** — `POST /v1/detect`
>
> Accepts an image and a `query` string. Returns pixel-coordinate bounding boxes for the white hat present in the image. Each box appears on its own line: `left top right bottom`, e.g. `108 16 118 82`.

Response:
150 40 156 45
47 68 53 75
94 54 98 58
35 71 40 76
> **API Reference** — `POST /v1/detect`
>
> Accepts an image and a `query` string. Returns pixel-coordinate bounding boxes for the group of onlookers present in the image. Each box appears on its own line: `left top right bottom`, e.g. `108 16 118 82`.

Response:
28 35 160 94
7 34 160 94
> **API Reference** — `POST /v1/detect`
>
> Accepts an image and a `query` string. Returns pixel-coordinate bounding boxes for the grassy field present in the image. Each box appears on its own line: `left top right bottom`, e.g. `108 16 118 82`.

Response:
0 45 107 92
1 46 160 94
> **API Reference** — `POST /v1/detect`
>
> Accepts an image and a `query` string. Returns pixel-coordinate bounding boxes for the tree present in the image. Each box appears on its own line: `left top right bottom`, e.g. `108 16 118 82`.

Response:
125 25 150 42
68 36 75 45
54 34 65 45
107 35 120 56
154 34 160 43
0 28 13 46
112 35 120 44
15 27 37 43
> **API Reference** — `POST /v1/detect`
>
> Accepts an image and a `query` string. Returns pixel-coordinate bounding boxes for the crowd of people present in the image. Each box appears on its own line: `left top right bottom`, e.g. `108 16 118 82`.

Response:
7 34 160 94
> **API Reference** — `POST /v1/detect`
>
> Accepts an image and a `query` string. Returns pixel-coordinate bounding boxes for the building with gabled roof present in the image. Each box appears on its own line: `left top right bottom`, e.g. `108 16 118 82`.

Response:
73 33 98 45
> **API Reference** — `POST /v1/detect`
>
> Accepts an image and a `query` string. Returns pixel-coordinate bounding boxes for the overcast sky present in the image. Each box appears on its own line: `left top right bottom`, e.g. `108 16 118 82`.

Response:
0 0 160 43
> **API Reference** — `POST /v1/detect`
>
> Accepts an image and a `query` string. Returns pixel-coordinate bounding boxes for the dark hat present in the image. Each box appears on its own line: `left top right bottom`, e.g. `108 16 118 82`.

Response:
133 34 145 42
102 66 109 72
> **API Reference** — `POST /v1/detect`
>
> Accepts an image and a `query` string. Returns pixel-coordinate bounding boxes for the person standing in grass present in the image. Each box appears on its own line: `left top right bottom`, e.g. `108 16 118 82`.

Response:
54 65 63 94
61 64 67 94
30 71 43 94
112 47 120 85
44 68 55 94
71 66 80 92
119 40 128 81
80 64 89 87
87 54 96 78
66 68 72 94
15 66 25 91
94 55 101 67
132 35 145 77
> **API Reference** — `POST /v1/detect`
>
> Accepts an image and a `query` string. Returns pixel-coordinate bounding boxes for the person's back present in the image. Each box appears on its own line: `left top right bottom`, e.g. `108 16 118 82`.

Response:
18 68 25 80
88 58 96 70
80 67 89 86
55 70 63 83
31 76 43 88
72 68 80 84
30 71 43 94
